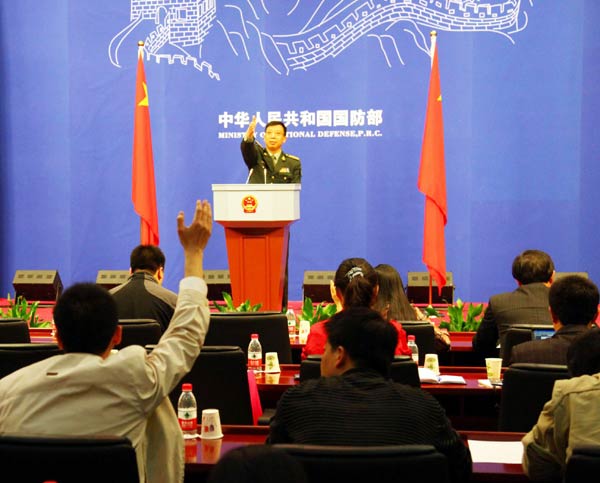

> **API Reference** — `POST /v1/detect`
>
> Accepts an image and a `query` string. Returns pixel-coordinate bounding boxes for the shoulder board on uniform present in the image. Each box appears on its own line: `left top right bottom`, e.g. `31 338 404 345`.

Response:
285 154 300 160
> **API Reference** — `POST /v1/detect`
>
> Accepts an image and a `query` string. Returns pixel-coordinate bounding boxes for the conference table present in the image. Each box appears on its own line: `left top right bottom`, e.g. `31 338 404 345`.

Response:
255 365 503 430
183 425 529 483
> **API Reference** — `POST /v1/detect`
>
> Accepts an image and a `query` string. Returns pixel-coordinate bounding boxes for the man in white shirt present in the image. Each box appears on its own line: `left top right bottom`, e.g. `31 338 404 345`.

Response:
0 200 213 483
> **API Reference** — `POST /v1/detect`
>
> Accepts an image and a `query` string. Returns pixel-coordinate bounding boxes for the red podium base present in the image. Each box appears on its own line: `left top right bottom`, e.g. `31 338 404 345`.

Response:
221 221 290 312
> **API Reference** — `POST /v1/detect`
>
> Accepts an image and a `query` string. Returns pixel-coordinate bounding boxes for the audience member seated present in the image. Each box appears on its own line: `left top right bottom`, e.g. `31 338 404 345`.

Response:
0 200 213 483
270 307 471 483
510 275 598 365
473 249 554 358
110 244 177 332
373 263 450 352
302 258 410 359
522 329 600 482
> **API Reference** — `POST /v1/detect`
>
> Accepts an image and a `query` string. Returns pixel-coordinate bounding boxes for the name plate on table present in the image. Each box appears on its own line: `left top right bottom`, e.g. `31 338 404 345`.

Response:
212 184 301 222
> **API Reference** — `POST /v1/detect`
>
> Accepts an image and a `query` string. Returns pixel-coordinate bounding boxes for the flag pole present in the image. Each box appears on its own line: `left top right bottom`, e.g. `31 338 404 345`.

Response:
137 41 144 243
427 30 436 307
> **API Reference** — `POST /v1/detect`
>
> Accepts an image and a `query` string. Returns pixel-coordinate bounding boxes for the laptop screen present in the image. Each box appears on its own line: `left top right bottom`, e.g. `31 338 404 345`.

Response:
533 328 555 340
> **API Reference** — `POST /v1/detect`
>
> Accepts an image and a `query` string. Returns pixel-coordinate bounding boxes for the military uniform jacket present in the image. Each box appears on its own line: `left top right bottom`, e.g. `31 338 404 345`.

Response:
241 139 301 184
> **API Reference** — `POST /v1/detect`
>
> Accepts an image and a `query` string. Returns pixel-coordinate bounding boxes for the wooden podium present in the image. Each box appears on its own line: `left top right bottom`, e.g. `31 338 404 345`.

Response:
212 184 301 311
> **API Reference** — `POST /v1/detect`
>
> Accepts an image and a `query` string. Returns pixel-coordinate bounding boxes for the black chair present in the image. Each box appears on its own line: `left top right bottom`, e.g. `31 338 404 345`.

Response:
0 434 139 483
502 324 554 365
299 355 420 387
164 345 255 425
390 355 421 387
0 343 63 379
208 445 308 483
401 322 436 365
275 444 449 483
299 355 321 382
204 312 292 363
0 318 31 343
498 363 570 432
116 319 161 349
565 445 600 482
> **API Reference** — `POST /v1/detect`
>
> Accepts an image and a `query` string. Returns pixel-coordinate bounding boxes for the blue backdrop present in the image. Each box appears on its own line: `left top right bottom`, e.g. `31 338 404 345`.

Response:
1 0 599 303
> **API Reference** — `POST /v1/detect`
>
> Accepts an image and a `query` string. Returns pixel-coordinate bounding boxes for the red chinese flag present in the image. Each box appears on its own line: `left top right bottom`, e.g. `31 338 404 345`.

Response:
132 47 159 245
418 38 447 295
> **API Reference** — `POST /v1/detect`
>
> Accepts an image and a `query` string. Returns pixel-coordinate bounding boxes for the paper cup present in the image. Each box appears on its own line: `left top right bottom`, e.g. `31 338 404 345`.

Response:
485 358 503 384
298 320 311 344
424 353 440 375
200 409 223 440
200 437 222 464
265 352 281 373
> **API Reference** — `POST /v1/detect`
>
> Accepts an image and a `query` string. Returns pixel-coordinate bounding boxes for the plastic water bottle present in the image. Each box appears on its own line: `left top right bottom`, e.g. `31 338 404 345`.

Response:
407 335 419 365
248 333 262 369
286 309 297 340
177 383 198 439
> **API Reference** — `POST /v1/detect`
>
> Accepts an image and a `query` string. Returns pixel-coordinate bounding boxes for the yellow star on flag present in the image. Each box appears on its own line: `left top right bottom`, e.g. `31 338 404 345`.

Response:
138 82 149 107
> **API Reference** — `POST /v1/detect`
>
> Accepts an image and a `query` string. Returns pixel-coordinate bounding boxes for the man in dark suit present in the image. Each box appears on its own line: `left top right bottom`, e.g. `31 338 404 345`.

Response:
110 245 177 332
241 116 301 184
472 249 555 358
510 275 598 365
268 307 471 483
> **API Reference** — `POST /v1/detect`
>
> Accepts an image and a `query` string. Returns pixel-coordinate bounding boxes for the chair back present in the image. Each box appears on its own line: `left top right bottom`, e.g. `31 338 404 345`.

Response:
502 324 554 365
0 434 139 483
0 318 31 343
275 444 449 483
299 356 420 387
565 446 600 483
498 363 570 432
390 356 421 387
299 356 321 382
401 322 435 365
204 312 292 363
0 343 63 379
167 345 254 425
116 319 161 349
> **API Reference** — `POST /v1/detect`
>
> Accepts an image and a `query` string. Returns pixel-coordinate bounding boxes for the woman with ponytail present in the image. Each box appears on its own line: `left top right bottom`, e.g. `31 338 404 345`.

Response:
302 258 410 359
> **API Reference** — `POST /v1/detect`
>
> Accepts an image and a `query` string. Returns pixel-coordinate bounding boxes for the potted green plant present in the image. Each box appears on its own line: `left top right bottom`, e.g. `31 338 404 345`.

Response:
212 292 262 312
0 294 52 328
439 299 484 332
300 296 337 325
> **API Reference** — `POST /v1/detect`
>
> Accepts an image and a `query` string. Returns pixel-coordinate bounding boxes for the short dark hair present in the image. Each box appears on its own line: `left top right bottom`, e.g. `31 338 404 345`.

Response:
567 329 600 377
549 275 599 325
53 283 119 355
130 245 166 272
265 120 287 136
325 307 397 376
334 258 378 309
511 249 554 284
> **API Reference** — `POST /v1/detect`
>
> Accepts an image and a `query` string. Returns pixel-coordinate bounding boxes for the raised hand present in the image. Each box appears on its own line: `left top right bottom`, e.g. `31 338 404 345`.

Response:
245 115 257 141
177 200 212 278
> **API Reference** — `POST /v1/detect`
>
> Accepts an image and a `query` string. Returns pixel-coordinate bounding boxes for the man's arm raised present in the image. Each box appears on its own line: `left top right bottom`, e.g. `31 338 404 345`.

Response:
177 199 212 279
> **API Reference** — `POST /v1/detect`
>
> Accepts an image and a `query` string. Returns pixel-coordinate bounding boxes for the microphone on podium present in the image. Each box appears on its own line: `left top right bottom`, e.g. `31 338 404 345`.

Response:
246 169 253 184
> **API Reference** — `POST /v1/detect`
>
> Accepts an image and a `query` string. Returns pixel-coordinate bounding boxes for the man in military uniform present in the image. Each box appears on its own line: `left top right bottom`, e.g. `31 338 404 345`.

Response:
241 117 301 184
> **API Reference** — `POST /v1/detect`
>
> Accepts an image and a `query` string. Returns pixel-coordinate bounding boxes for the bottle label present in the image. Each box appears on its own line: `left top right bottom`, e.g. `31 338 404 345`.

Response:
411 354 419 364
178 408 197 431
248 355 262 368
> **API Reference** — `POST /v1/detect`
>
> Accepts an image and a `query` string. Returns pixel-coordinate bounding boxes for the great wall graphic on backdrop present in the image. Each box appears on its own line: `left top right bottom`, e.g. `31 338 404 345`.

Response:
109 0 533 80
